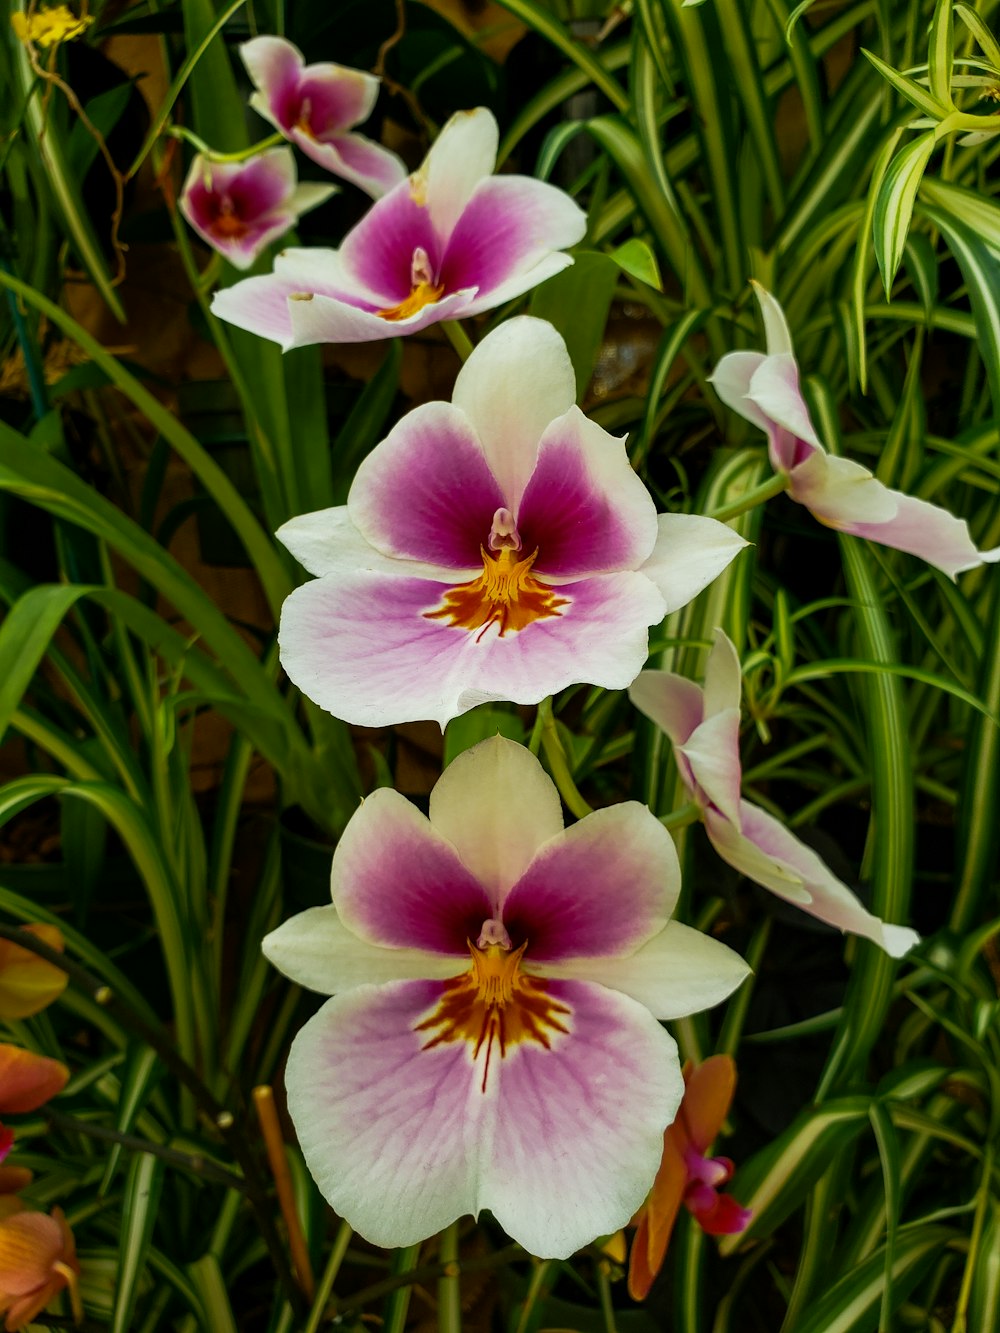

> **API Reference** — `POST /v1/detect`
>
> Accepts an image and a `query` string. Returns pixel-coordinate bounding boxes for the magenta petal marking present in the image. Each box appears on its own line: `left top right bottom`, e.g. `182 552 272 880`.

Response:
332 788 493 953
284 982 483 1250
348 402 505 567
516 412 658 576
501 804 675 960
296 67 374 135
297 132 406 197
440 175 587 296
340 182 441 303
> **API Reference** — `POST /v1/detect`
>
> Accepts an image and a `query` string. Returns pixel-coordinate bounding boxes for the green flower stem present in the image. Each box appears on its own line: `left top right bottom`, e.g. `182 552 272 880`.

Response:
303 1220 353 1333
382 1243 424 1333
539 697 593 818
0 925 304 1317
658 801 700 831
595 1257 619 1333
45 1106 246 1191
441 320 475 362
166 126 286 162
706 471 788 523
438 1221 462 1333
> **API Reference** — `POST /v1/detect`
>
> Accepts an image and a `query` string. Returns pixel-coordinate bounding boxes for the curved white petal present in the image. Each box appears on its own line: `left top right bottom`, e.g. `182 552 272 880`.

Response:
750 281 795 356
709 350 774 439
537 919 750 1018
746 354 824 449
263 905 458 993
789 451 899 526
680 708 743 826
276 506 462 581
452 317 576 509
424 107 499 242
429 736 564 897
703 628 743 717
629 669 705 749
640 513 749 615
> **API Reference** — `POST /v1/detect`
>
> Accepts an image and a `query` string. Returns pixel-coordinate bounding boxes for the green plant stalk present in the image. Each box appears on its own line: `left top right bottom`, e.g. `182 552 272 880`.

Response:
383 1244 424 1333
441 320 475 362
438 1222 462 1333
539 698 593 817
303 1220 353 1333
707 471 788 522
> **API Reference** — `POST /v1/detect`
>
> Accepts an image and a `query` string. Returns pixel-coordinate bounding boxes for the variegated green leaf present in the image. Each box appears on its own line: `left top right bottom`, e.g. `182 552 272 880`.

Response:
862 48 952 118
927 0 956 106
873 131 936 294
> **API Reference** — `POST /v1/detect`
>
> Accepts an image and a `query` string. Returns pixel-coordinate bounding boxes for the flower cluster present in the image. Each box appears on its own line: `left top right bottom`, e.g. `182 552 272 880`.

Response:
211 42 937 1270
0 927 79 1331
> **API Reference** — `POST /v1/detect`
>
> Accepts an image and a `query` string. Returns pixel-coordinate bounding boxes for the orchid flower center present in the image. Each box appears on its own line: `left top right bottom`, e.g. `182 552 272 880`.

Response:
377 247 446 322
416 918 570 1093
293 95 314 136
209 195 249 240
424 508 568 640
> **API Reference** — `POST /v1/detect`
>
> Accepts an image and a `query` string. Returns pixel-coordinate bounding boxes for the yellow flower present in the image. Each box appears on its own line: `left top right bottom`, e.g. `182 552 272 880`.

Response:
0 1205 80 1330
10 5 93 48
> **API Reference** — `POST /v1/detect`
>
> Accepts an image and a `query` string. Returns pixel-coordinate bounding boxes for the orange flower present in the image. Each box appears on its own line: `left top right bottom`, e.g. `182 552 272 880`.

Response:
0 1047 69 1115
0 1206 80 1330
0 927 67 1021
628 1055 751 1300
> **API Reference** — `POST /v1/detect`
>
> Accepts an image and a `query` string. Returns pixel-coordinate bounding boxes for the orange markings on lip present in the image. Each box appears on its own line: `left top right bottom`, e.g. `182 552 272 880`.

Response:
377 280 447 322
425 546 568 639
211 200 249 240
416 941 570 1093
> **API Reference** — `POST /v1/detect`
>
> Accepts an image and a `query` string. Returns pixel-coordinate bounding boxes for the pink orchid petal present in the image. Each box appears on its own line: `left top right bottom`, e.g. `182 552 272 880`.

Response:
705 800 920 957
788 451 898 526
276 506 463 582
348 402 505 568
679 707 743 826
241 36 303 120
751 280 795 355
262 905 461 993
745 355 824 451
484 980 683 1258
452 316 576 510
501 803 679 960
539 920 750 1019
628 669 705 748
285 978 682 1259
709 351 773 437
639 513 749 615
428 737 564 900
702 628 743 717
331 789 493 952
285 286 475 346
516 409 658 576
295 65 377 135
285 982 487 1250
180 149 306 270
340 181 441 303
291 130 406 197
459 250 575 316
440 175 587 298
424 107 499 243
278 567 665 729
837 489 1000 578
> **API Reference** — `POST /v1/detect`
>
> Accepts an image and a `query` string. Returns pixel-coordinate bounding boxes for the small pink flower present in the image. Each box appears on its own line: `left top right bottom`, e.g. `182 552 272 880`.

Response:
628 1056 750 1300
275 318 747 727
711 284 1000 578
180 148 334 271
211 108 589 346
630 630 920 957
241 36 406 198
263 737 750 1258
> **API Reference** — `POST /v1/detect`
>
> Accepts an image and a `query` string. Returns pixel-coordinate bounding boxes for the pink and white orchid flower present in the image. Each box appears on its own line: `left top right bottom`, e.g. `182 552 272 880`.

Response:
264 736 751 1258
629 630 920 958
711 284 1000 578
179 148 334 271
240 36 406 199
211 108 588 346
276 318 748 728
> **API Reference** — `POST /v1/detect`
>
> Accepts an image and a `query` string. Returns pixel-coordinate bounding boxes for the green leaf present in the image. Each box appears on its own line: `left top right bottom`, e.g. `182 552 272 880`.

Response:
0 583 94 749
113 1154 165 1333
955 2 1000 70
187 1255 238 1333
920 176 1000 255
794 1227 956 1332
443 707 526 767
608 237 663 290
970 1196 1000 1332
868 1102 902 1329
67 82 134 180
861 48 952 118
529 251 620 396
331 342 402 503
490 0 628 111
873 131 936 295
718 1097 871 1253
927 0 955 108
100 1045 163 1195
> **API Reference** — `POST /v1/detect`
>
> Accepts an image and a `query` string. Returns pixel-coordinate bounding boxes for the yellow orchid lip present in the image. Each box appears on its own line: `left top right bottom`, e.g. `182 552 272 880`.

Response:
425 546 568 640
415 935 570 1093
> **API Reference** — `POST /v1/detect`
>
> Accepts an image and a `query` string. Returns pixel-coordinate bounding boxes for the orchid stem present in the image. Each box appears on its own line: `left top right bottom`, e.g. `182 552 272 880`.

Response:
166 125 285 163
539 698 593 818
595 1259 619 1333
442 320 475 363
253 1085 316 1300
658 801 700 831
437 1221 462 1333
383 1243 423 1333
707 471 787 522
